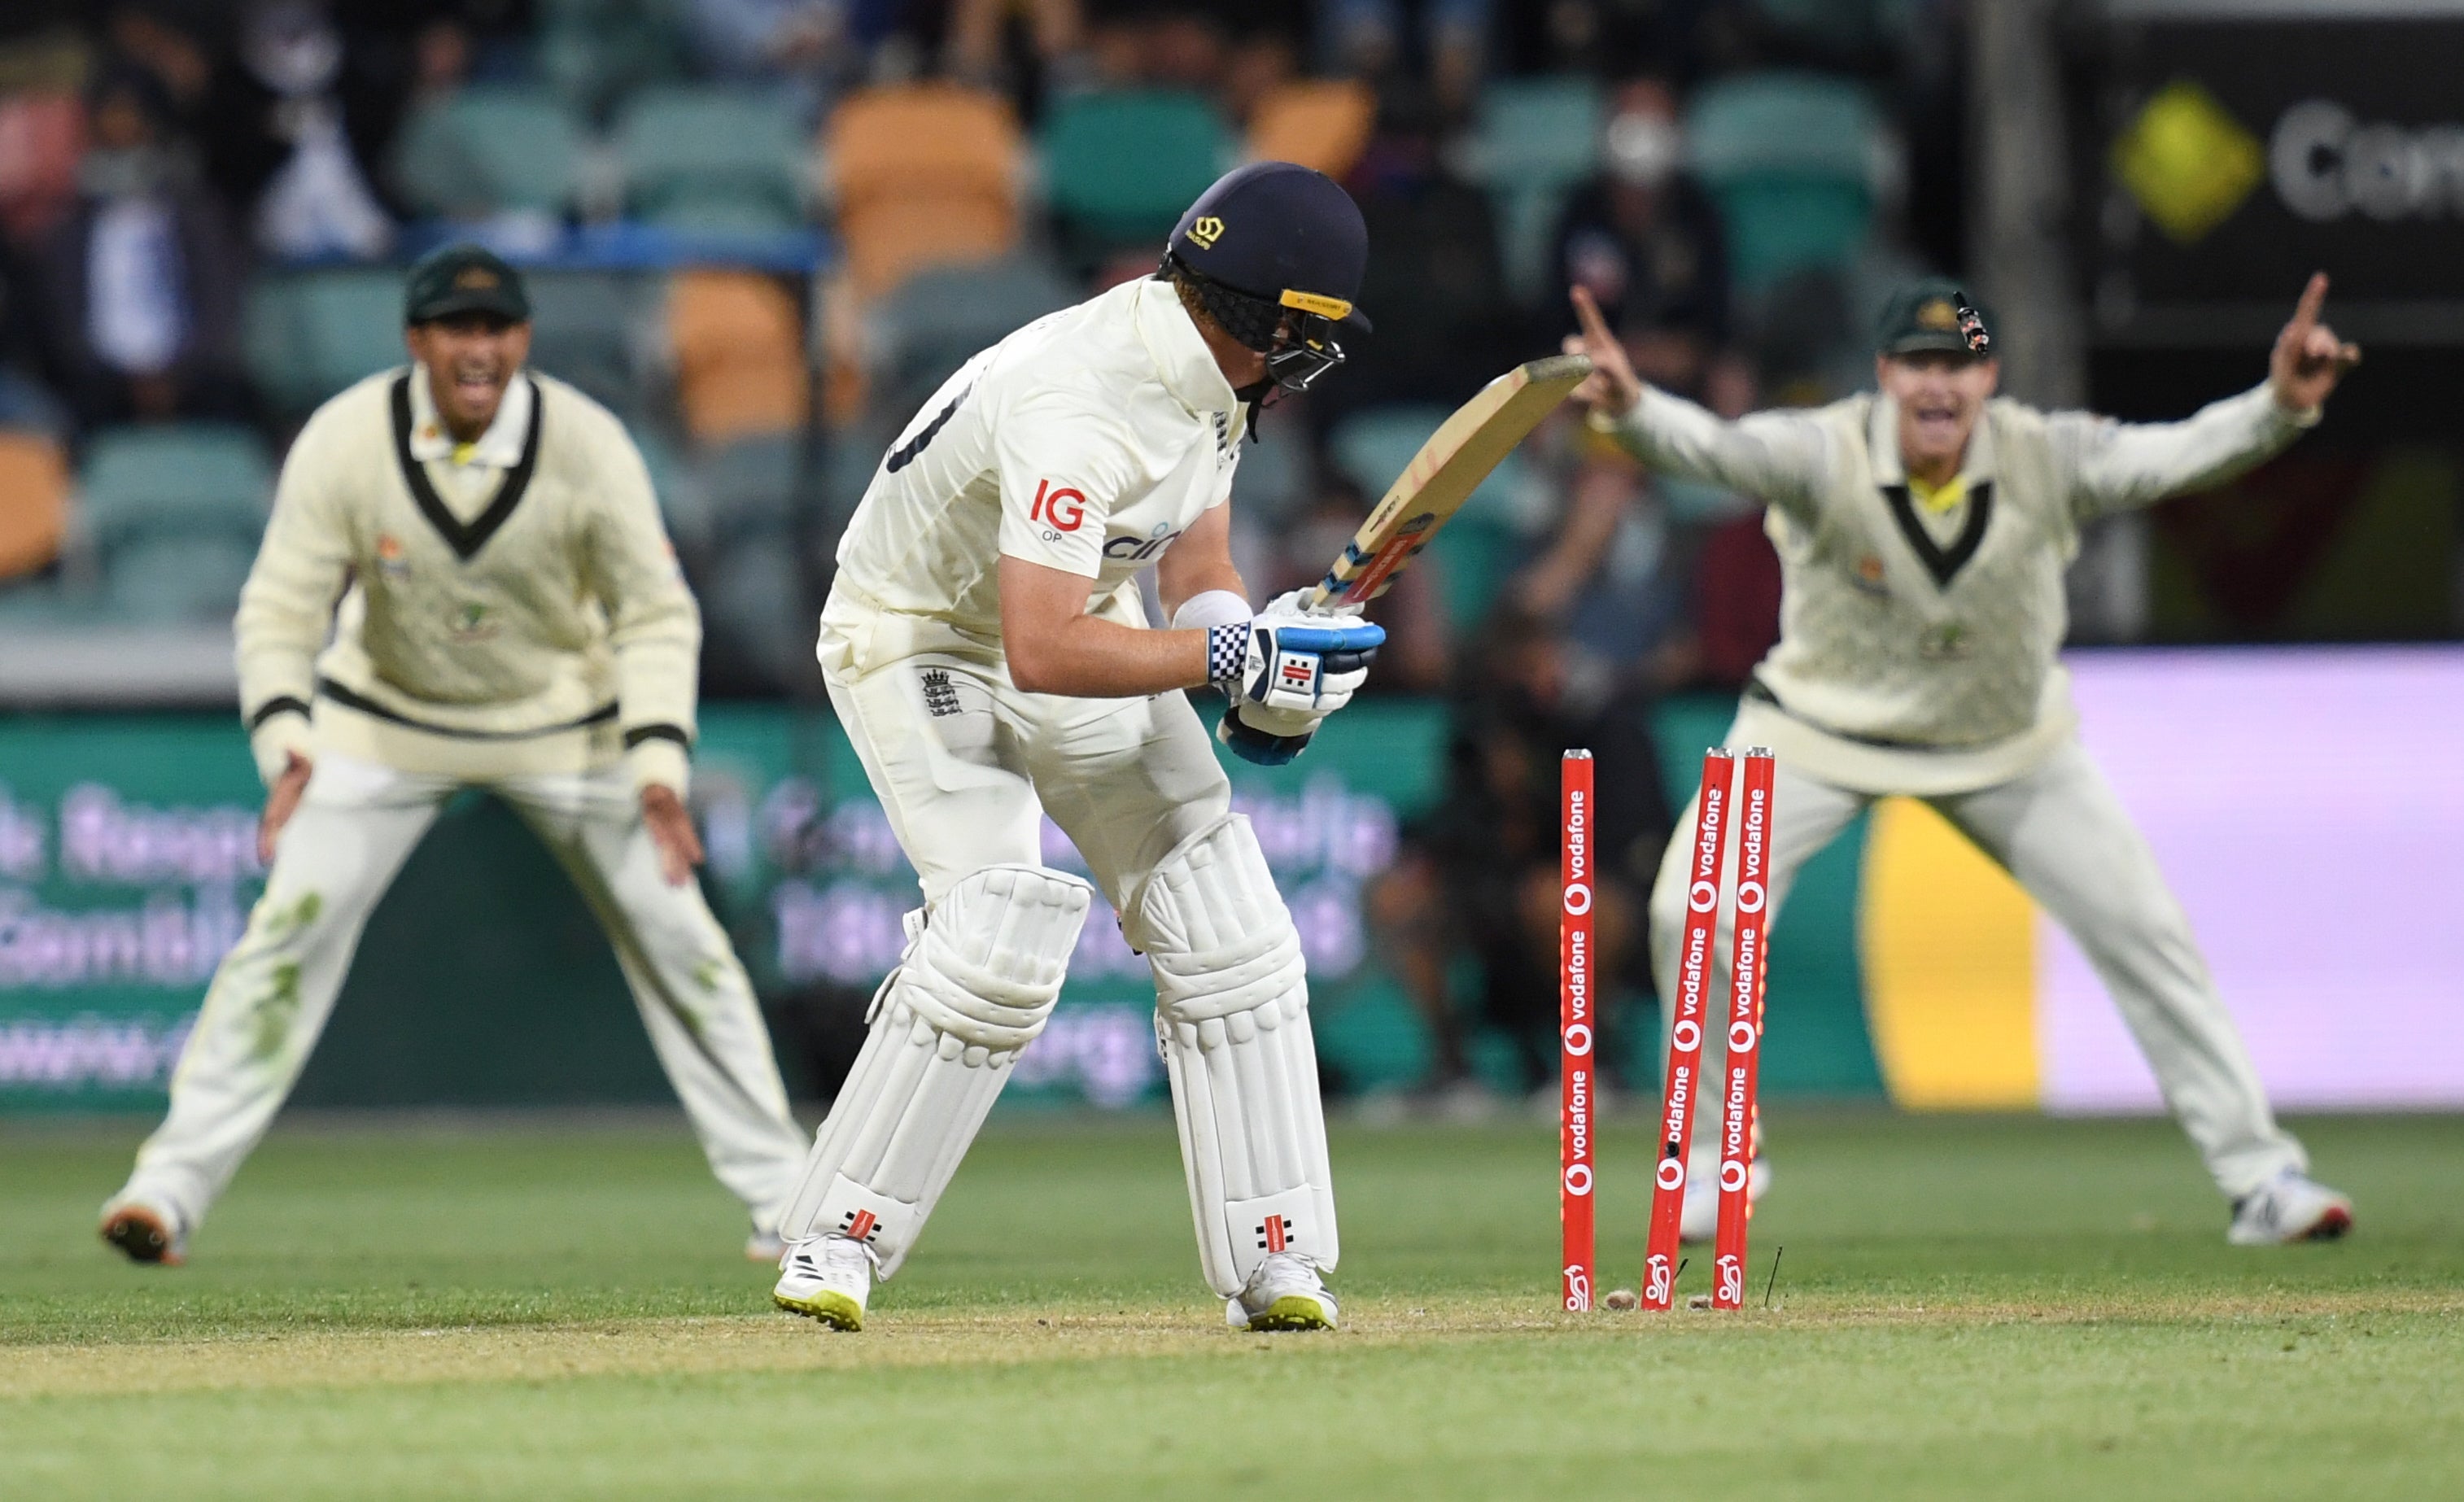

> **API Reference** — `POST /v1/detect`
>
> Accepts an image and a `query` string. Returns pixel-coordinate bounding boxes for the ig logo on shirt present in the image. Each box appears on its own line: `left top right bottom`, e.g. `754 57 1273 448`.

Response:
1029 478 1086 539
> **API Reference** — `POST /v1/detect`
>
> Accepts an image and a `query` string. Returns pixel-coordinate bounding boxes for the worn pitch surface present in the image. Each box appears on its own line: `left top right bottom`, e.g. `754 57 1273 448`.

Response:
4 1111 2458 1499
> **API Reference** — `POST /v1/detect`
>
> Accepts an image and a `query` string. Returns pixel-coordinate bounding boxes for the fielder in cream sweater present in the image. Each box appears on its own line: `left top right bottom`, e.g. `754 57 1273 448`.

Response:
1568 273 2362 1246
100 246 807 1266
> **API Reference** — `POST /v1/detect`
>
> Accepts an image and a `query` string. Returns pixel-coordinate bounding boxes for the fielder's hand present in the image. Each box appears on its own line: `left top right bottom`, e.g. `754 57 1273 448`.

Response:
259 751 312 865
640 784 705 886
2270 273 2361 415
1562 286 1645 419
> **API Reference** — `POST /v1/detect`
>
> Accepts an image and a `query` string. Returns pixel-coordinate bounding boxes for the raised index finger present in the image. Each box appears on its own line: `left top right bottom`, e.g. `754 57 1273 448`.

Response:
1571 284 1617 349
2290 271 2330 332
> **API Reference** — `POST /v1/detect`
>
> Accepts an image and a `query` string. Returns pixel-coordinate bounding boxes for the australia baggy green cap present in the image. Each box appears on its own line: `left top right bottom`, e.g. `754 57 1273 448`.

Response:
1876 277 1994 358
404 243 531 326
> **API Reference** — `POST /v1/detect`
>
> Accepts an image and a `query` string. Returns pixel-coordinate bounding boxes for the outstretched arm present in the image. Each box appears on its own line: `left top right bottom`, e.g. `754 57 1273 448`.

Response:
1562 286 1831 520
2063 273 2361 518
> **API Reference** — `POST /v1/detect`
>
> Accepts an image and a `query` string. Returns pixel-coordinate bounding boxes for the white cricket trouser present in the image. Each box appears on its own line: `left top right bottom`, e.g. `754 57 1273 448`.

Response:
822 639 1232 910
120 753 809 1233
1649 732 2305 1199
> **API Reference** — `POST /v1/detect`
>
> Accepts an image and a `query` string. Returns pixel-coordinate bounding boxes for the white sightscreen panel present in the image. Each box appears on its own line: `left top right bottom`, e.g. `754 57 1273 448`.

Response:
2038 647 2464 1111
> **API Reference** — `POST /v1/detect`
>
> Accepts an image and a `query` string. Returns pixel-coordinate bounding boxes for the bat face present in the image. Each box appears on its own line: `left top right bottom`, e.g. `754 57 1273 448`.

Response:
1308 354 1592 613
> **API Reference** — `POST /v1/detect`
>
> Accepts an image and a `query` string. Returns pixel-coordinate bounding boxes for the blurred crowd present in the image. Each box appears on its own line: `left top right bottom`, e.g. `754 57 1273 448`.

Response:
0 0 1964 1092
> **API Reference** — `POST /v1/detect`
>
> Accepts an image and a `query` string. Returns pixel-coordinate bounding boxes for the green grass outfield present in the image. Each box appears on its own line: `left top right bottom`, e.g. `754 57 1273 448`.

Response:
4 1109 2460 1500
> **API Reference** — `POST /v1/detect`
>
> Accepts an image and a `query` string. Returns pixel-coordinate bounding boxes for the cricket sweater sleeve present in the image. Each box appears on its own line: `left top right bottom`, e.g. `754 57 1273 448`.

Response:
1596 386 1834 524
2056 382 2318 521
579 410 701 795
234 399 355 787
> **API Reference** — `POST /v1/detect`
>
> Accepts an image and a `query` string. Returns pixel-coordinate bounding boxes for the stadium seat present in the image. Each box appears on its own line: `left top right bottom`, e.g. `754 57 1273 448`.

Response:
616 85 807 232
824 85 1024 298
391 84 583 219
701 535 808 690
697 433 805 539
1328 406 1536 629
101 535 259 623
536 0 686 122
77 425 274 550
1245 80 1375 180
1468 76 1604 304
666 271 810 443
525 271 644 417
247 270 406 417
1685 72 1883 292
818 424 885 531
869 252 1075 421
631 427 710 553
0 430 69 580
1041 90 1231 257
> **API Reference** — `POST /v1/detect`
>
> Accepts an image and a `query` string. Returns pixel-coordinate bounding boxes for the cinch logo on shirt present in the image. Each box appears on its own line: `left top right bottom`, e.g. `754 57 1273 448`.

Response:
1029 478 1086 532
1103 525 1185 561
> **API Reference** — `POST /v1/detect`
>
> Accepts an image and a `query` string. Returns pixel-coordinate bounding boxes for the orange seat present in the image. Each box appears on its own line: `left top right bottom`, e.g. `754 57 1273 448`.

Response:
1245 80 1374 180
666 272 810 443
824 84 1023 297
0 430 69 579
837 198 1016 299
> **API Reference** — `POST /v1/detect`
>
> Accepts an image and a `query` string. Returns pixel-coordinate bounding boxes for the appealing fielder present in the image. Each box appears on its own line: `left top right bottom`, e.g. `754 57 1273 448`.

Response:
100 246 809 1265
1568 273 2361 1246
768 163 1384 1332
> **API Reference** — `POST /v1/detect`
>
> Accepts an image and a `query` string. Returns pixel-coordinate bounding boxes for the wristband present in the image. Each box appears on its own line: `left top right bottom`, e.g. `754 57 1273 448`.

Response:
1171 589 1253 631
1204 620 1251 688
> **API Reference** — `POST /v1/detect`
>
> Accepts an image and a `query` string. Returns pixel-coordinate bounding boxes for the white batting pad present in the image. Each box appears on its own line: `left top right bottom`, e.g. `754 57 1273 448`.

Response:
1129 815 1338 1295
776 864 1091 1276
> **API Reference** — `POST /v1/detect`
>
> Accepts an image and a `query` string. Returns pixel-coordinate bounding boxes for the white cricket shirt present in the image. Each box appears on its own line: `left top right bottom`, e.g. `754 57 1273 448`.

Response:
1605 381 2313 793
827 276 1243 668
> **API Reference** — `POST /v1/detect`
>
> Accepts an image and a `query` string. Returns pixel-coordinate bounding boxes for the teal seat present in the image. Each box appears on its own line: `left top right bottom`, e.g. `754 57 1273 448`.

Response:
616 85 806 231
1470 76 1604 303
873 251 1076 417
631 427 708 552
102 535 260 623
393 84 583 218
1328 407 1534 630
1041 91 1230 255
80 424 274 548
525 271 644 417
247 269 403 417
1685 73 1881 292
703 535 808 688
699 434 805 539
537 0 685 122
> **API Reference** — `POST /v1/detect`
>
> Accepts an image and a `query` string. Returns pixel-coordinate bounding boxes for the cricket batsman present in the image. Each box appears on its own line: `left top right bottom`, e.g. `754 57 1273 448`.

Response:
1569 273 2361 1246
99 246 810 1265
767 162 1384 1332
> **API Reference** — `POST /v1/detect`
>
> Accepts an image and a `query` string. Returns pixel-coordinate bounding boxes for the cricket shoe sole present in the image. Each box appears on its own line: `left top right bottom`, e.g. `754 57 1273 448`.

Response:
1225 1252 1339 1331
100 1203 186 1267
773 1234 877 1330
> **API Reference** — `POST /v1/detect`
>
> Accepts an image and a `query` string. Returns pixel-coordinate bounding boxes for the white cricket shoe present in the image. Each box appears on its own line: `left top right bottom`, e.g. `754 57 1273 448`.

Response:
1225 1252 1339 1332
2228 1170 2354 1246
745 1228 785 1264
99 1199 186 1267
1680 1155 1771 1244
773 1234 878 1330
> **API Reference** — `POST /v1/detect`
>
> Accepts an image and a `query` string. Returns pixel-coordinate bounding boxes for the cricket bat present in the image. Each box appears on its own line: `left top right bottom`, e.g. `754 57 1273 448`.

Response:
1303 353 1593 613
